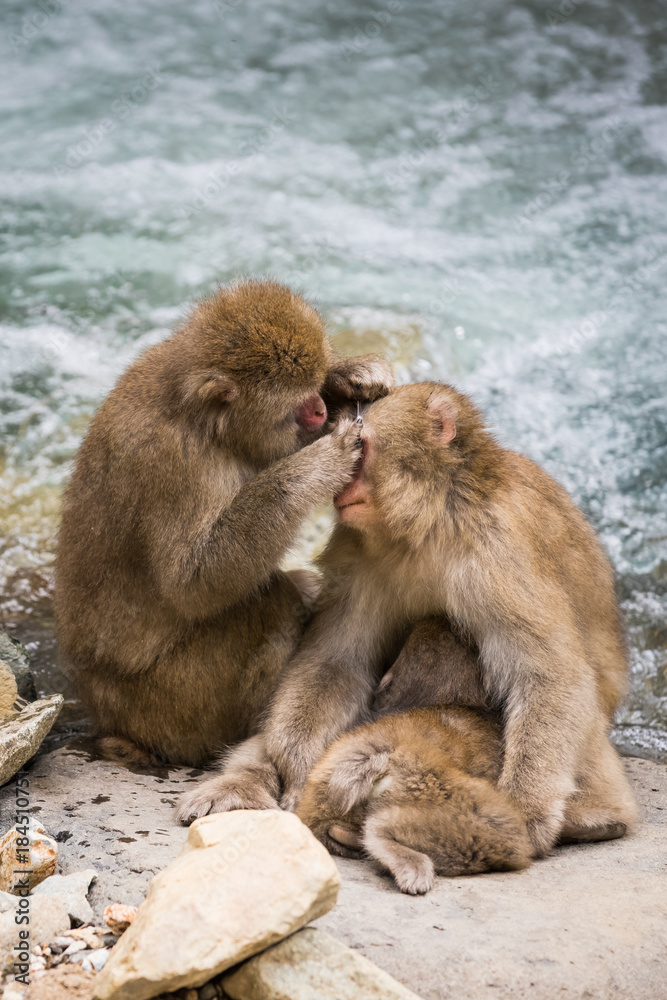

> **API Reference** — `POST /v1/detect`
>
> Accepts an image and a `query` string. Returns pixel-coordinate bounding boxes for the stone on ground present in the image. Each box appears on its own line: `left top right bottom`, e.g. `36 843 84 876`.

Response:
0 631 37 702
0 662 18 718
93 810 341 1000
103 904 137 936
0 894 70 967
0 819 58 892
223 927 422 1000
32 870 98 925
0 694 63 786
25 962 97 1000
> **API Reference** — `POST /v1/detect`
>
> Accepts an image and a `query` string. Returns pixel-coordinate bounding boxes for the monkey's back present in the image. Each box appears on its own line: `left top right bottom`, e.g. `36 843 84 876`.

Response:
493 448 627 719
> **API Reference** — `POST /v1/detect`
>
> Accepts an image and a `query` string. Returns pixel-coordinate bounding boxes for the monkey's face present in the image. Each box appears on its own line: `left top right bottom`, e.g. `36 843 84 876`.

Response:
187 280 333 463
334 382 462 543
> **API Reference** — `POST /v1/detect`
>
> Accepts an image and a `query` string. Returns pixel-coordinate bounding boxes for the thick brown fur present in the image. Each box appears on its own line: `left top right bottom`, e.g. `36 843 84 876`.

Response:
179 382 637 855
54 280 392 767
374 616 489 713
296 706 532 893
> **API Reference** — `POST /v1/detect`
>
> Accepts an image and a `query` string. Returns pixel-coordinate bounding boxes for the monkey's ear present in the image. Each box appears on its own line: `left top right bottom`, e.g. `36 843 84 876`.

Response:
183 371 239 406
427 396 457 445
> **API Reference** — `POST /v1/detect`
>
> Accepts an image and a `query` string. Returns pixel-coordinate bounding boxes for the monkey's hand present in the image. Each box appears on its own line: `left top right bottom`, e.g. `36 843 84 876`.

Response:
304 416 362 497
324 354 394 404
175 735 282 824
175 773 279 824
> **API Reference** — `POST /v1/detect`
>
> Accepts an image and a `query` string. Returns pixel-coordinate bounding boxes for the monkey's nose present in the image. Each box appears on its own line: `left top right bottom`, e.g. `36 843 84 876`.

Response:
297 393 327 431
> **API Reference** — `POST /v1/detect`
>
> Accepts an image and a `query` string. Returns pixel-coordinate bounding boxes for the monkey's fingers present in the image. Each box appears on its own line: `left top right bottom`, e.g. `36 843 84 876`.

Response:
376 668 394 693
328 356 395 403
175 775 279 825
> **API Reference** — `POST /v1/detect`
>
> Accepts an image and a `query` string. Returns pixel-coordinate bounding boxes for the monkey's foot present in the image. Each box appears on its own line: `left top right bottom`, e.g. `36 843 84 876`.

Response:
175 775 279 825
306 823 363 859
329 823 363 849
279 785 305 813
388 852 435 896
96 736 165 769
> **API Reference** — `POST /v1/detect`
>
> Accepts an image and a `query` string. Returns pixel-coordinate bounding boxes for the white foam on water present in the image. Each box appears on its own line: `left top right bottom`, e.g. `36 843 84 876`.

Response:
0 0 665 745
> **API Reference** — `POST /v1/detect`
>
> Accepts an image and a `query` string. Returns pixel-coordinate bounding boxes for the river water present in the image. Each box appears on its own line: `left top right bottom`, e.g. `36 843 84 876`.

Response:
1 0 666 756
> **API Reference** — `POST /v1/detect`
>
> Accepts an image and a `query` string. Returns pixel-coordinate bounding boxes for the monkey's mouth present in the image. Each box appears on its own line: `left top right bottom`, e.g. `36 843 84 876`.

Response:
334 499 366 511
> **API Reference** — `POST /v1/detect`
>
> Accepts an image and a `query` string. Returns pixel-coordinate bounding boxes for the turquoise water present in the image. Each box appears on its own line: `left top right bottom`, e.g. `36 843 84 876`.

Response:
1 0 665 754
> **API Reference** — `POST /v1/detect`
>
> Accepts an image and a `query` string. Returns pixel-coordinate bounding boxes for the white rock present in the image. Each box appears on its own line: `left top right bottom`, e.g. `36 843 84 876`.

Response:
82 947 110 972
93 810 340 1000
104 902 137 935
223 928 422 1000
0 890 18 913
0 819 58 892
32 869 98 925
0 693 63 786
0 662 18 718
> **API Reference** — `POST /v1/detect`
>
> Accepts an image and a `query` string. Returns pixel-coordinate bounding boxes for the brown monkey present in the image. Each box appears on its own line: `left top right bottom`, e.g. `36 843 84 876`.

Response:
179 381 637 856
373 615 489 713
54 280 392 767
296 705 532 894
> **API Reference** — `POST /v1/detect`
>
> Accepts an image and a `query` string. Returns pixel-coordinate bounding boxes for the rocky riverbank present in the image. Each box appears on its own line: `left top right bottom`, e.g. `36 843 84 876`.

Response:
0 743 664 1000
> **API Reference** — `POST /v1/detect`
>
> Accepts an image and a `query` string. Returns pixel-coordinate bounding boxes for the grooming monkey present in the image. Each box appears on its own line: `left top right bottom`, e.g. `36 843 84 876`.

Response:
179 381 636 857
296 705 532 894
54 280 393 766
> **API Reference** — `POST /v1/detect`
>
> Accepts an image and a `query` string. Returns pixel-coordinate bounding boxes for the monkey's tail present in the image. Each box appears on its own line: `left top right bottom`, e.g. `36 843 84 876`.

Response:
95 736 165 769
325 741 391 815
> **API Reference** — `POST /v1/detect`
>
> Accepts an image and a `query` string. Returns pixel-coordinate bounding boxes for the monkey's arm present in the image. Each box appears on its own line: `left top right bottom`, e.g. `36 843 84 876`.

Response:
152 424 359 618
487 627 597 857
263 606 380 809
323 354 394 406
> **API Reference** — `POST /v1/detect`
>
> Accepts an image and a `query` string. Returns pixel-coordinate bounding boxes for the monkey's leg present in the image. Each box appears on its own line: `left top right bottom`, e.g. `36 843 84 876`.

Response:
175 736 281 824
560 736 638 843
265 653 379 812
296 730 389 857
364 811 436 895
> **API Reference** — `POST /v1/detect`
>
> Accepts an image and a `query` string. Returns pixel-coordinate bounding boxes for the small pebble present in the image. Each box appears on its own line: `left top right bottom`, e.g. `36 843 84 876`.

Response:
67 949 89 964
52 936 76 949
31 945 42 957
29 956 46 970
42 946 52 956
81 948 109 972
198 985 217 1000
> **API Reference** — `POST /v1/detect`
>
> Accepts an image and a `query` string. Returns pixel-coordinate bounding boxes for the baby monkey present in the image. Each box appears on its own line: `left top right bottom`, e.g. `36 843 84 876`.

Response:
296 702 532 895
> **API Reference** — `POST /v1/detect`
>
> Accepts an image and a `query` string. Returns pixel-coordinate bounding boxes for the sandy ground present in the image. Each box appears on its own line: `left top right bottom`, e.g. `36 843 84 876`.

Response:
0 748 664 1000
